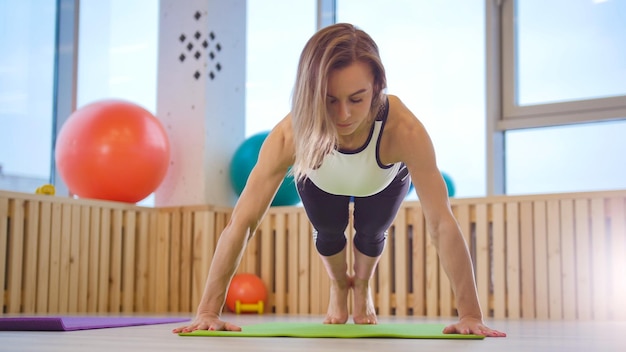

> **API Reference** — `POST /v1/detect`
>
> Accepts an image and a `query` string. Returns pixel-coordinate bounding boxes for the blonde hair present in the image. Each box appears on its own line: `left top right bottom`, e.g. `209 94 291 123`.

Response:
290 23 387 181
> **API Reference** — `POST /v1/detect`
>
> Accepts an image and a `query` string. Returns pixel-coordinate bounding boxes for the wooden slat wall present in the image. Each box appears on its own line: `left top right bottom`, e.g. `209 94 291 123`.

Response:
2 189 626 320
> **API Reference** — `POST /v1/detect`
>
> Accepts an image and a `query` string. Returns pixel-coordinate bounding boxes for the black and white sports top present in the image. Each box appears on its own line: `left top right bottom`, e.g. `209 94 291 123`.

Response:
305 98 403 197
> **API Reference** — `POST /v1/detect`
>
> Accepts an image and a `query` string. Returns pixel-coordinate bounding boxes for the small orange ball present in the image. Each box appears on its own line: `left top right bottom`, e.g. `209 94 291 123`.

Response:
225 273 267 313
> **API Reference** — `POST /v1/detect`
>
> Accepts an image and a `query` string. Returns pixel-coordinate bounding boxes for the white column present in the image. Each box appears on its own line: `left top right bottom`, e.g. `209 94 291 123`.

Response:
155 0 246 206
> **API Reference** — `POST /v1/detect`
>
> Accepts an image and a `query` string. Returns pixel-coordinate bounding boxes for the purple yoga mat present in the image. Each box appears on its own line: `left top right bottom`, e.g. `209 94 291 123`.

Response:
0 316 189 331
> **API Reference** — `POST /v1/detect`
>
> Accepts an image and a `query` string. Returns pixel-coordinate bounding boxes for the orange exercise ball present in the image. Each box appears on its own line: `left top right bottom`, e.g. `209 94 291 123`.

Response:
225 273 267 313
55 99 170 203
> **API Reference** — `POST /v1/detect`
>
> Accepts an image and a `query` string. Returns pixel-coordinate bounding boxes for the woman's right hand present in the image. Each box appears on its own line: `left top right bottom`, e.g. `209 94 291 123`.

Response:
171 313 242 334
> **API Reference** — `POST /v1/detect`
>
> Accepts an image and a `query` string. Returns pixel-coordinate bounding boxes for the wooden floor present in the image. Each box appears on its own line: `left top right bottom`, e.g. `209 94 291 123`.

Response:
1 314 624 352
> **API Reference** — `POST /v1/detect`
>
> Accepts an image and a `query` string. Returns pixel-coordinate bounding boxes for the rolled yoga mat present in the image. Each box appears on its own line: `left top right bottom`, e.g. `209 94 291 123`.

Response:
179 322 484 339
0 316 189 331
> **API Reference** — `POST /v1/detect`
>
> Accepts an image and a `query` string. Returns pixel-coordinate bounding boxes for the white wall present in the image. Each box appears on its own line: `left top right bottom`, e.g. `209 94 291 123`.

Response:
155 0 247 206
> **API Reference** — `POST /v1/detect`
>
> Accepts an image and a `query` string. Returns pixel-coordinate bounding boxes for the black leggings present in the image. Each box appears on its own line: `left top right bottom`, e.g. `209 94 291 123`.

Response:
296 166 411 257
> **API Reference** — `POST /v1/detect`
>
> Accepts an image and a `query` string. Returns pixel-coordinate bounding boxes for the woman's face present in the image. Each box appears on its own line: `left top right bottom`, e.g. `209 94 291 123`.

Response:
326 61 375 138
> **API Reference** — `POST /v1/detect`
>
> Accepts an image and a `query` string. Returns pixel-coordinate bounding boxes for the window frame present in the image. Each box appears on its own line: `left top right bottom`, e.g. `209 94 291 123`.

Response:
51 0 79 196
487 0 626 195
499 0 626 131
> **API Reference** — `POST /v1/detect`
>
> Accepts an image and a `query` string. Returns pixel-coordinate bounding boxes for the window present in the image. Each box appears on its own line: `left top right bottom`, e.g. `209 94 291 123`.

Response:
516 0 626 106
245 0 317 137
496 0 626 195
500 0 626 129
78 0 158 112
0 0 57 192
506 120 626 194
337 0 487 197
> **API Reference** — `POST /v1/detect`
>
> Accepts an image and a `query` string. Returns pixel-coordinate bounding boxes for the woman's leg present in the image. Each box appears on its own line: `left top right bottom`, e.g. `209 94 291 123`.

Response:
297 178 352 323
352 168 411 324
318 248 352 324
351 248 380 324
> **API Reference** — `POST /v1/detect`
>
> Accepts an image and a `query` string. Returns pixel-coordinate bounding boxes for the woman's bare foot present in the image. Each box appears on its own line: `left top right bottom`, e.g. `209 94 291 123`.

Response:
323 275 352 324
352 277 377 324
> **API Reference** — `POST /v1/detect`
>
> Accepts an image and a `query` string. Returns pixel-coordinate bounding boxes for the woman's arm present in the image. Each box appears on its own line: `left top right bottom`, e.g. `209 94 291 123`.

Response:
384 96 505 337
173 116 295 333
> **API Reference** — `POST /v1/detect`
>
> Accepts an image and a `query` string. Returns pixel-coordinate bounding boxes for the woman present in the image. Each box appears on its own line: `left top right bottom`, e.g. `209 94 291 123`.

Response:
173 23 505 337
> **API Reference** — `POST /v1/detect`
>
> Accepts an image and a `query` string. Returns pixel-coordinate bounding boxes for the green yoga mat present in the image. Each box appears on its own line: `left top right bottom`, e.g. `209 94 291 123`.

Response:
179 322 484 339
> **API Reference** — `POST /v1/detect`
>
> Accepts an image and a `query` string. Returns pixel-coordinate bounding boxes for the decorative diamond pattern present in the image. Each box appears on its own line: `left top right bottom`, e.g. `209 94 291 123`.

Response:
178 10 223 81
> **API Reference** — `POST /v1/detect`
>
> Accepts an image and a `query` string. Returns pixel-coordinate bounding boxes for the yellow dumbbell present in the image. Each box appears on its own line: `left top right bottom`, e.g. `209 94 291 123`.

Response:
35 184 56 195
234 300 264 314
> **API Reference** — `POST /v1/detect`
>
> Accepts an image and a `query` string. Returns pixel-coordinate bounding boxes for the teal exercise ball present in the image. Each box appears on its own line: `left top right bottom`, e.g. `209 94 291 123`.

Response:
405 171 456 198
230 131 300 206
441 171 456 197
